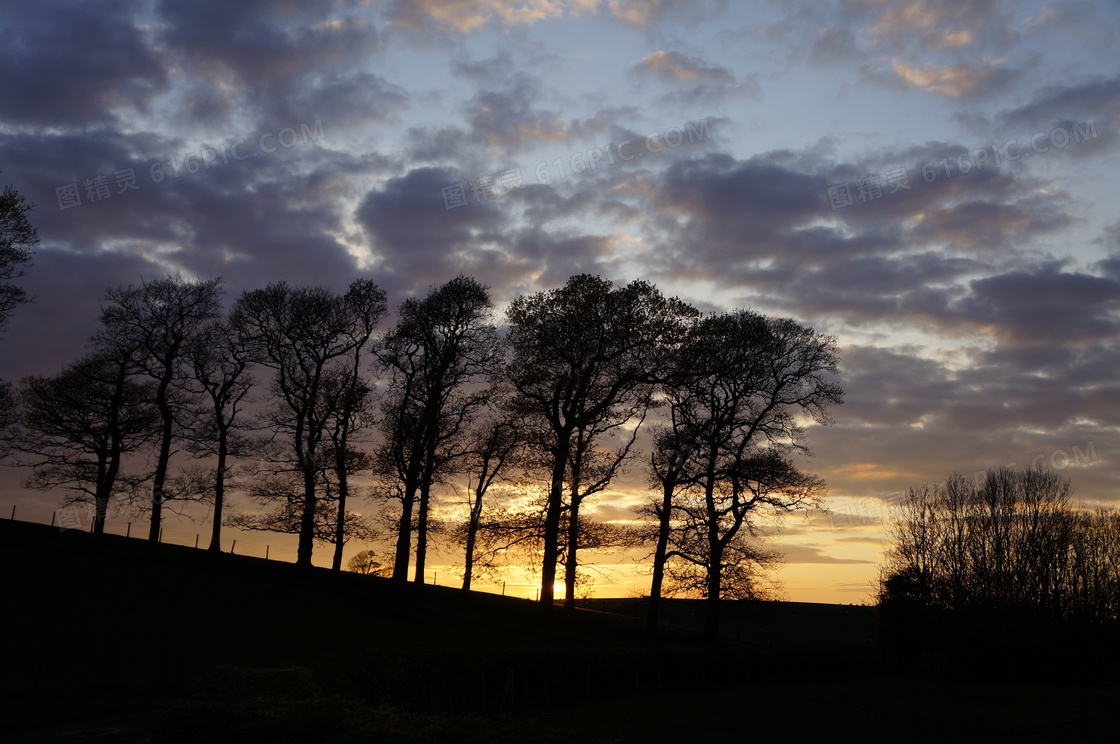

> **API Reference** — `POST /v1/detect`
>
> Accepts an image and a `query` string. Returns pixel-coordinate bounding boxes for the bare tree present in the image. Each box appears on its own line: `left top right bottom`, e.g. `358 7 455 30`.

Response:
347 549 386 576
184 318 254 552
458 415 523 591
377 276 500 583
644 310 842 641
96 275 223 545
231 279 386 567
504 274 695 608
879 466 1120 623
0 178 38 438
0 178 38 336
17 350 158 533
318 359 376 571
561 406 647 611
230 472 379 550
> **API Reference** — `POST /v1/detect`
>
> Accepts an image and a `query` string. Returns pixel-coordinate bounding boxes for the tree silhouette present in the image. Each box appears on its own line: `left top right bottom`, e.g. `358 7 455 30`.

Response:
184 318 254 552
644 310 841 640
231 279 386 568
0 177 38 443
377 276 500 583
0 178 38 337
505 274 695 608
96 275 223 545
17 350 158 533
457 414 523 591
319 367 376 571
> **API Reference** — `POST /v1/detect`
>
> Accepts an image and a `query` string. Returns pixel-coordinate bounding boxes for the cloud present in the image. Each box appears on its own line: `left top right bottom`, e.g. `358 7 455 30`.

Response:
866 0 1007 50
609 0 659 25
381 0 599 34
781 545 876 565
992 76 1120 154
0 0 167 127
157 0 380 125
890 58 1020 98
461 73 574 153
630 51 760 104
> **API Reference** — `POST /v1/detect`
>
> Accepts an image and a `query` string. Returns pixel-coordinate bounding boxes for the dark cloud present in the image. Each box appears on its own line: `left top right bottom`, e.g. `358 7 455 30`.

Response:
356 166 514 296
157 0 380 126
0 0 167 127
461 72 572 153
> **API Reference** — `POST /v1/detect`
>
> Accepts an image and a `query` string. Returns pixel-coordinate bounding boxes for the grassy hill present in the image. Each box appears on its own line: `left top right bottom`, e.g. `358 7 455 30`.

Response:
1 518 1117 743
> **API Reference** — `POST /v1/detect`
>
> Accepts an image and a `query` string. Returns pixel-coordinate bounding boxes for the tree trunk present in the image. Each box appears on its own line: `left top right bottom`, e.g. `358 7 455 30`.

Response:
93 494 108 535
392 486 415 581
540 431 571 608
647 480 675 632
413 479 431 583
331 448 349 572
208 431 227 552
704 568 721 643
147 377 175 545
296 465 317 568
463 496 481 591
564 494 582 611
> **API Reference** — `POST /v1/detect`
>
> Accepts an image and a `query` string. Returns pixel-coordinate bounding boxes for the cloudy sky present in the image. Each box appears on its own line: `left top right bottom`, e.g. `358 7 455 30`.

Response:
2 0 1119 601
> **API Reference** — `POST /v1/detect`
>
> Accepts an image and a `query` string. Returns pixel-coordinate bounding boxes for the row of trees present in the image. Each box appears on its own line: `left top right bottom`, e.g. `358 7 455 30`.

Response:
877 466 1120 678
5 268 843 641
879 467 1120 623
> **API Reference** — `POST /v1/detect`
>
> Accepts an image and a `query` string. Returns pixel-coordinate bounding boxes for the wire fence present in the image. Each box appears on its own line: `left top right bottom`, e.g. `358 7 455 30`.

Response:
2 498 526 594
3 498 302 563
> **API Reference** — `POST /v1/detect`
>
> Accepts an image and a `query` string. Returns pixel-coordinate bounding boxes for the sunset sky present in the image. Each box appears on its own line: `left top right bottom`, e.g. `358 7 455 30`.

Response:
2 0 1120 603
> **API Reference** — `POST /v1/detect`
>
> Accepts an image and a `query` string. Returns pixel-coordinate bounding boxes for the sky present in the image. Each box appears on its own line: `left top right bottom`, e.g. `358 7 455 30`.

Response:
2 0 1119 603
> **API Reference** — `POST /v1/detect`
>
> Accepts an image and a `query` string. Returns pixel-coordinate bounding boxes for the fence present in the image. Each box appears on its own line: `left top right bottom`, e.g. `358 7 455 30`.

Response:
3 498 302 563
2 499 513 592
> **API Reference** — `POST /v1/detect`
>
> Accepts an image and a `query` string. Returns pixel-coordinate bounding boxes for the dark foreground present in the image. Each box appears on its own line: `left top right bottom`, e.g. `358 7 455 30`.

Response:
1 519 1116 743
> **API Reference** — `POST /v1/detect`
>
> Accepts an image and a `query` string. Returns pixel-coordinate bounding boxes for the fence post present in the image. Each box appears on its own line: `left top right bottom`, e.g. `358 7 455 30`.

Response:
158 528 163 543
10 505 14 520
502 582 506 596
194 533 199 549
265 545 269 560
50 512 55 527
126 522 130 538
230 540 236 555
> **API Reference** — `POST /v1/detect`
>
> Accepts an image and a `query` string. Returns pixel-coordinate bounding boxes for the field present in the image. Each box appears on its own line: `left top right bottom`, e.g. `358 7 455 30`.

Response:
1 519 1116 743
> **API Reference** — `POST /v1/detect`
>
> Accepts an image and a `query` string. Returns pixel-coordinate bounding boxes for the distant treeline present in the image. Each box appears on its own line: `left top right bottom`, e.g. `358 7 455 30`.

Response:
877 466 1120 680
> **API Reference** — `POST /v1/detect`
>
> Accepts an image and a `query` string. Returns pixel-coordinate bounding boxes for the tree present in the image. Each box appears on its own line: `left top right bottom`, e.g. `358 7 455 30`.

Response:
184 318 254 552
231 279 386 567
96 275 224 544
879 466 1120 621
457 414 523 591
377 276 501 583
317 353 377 571
643 424 693 631
877 466 1120 678
0 178 38 437
644 311 842 641
348 549 385 576
560 406 646 610
504 274 696 608
0 178 38 336
230 472 378 550
17 350 158 533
